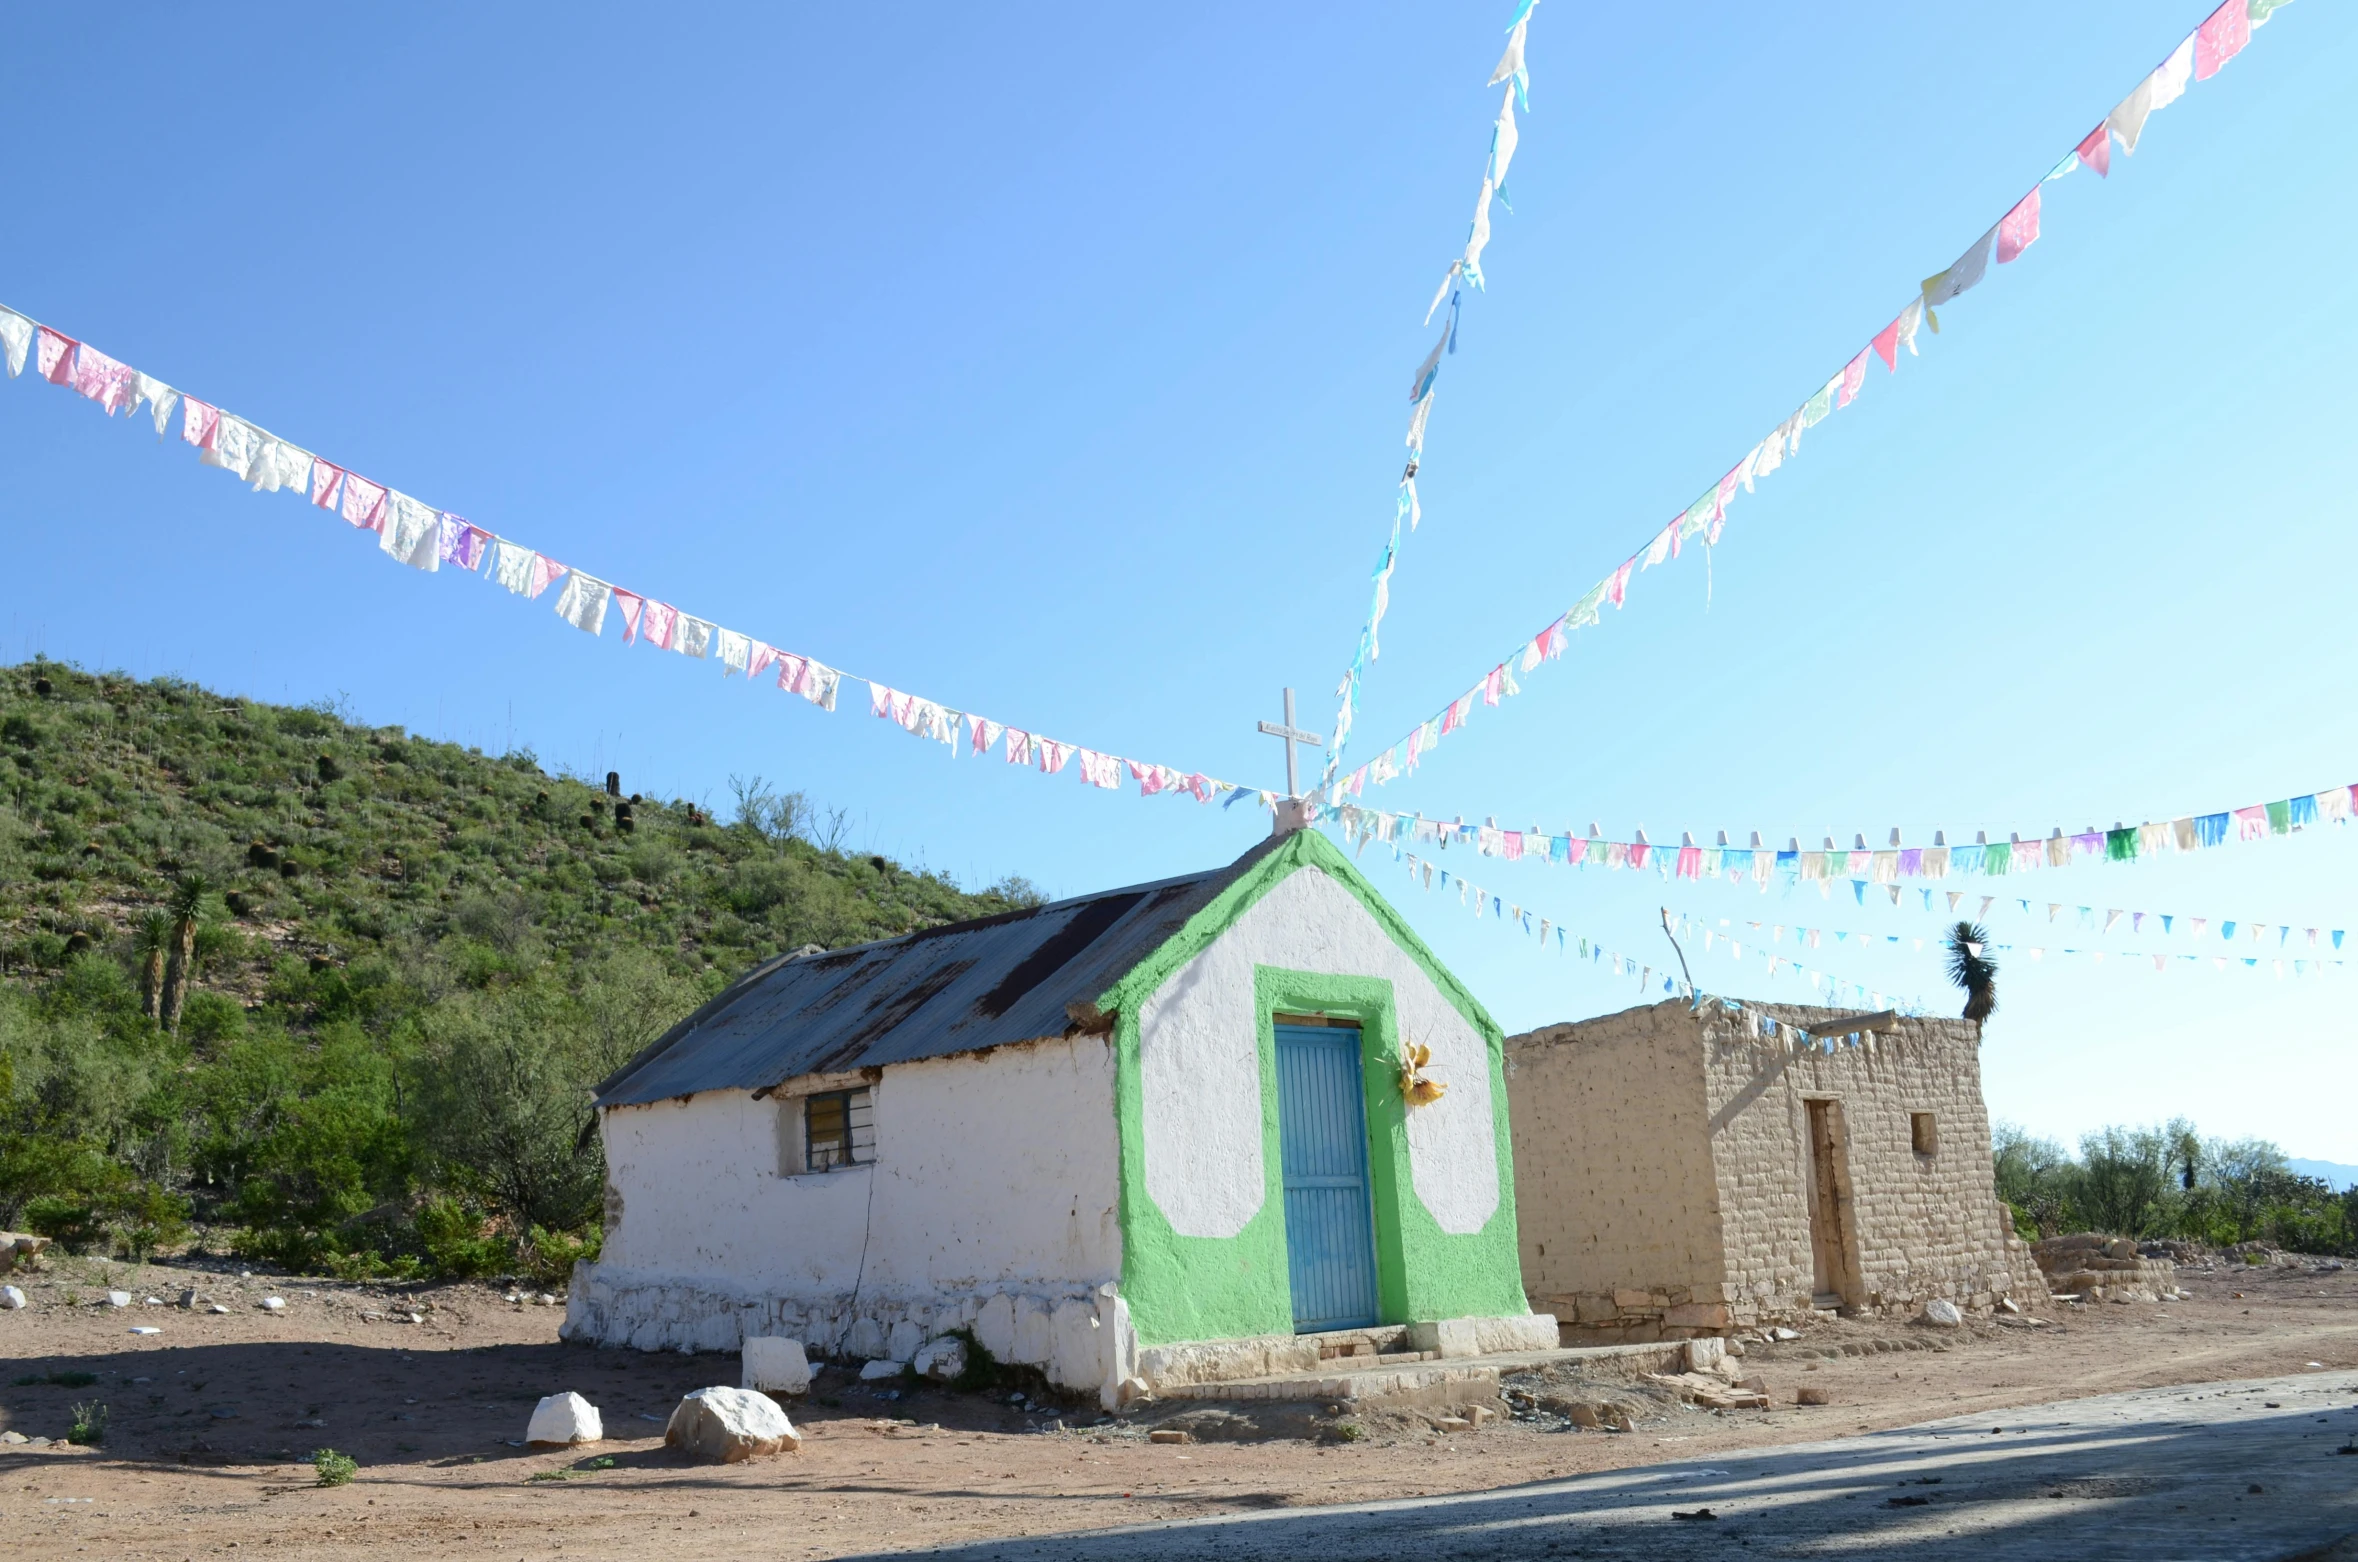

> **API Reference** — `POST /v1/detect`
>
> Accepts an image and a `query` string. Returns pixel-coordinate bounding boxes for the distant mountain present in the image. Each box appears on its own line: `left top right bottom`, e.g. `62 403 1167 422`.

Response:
2288 1159 2358 1192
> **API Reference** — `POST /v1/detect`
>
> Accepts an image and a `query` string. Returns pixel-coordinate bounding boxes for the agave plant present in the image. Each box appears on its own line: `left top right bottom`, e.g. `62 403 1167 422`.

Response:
1944 921 1998 1023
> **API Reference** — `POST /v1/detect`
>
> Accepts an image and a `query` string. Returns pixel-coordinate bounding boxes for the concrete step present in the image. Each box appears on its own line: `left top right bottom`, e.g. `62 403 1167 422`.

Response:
1150 1341 1689 1408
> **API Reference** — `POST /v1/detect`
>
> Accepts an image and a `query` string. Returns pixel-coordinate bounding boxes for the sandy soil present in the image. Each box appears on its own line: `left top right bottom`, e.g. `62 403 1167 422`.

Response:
2 1250 2353 1559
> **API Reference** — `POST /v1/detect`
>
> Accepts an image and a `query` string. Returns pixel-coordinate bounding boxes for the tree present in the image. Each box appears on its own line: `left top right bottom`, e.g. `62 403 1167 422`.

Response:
1944 921 1998 1022
134 912 171 1023
158 874 209 1035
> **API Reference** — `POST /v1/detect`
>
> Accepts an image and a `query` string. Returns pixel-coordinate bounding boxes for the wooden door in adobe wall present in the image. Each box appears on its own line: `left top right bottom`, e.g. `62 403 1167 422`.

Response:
1805 1098 1856 1308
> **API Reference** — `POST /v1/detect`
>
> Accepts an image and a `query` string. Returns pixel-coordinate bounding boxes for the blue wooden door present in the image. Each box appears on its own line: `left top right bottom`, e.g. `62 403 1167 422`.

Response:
1275 1023 1380 1333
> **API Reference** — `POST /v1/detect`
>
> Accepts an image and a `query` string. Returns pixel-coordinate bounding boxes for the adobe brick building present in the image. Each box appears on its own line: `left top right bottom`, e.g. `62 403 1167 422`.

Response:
1505 1000 2045 1342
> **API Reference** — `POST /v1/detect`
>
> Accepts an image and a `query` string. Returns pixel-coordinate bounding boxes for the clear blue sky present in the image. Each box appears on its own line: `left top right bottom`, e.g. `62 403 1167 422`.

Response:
5 3 2353 1158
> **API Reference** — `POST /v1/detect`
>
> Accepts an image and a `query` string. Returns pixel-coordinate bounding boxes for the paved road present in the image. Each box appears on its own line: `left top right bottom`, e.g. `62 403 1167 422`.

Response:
863 1370 2358 1561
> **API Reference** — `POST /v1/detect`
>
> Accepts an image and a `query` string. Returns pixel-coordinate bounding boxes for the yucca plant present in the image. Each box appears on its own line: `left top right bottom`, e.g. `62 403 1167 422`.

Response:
134 910 172 1021
159 872 210 1034
1944 921 1998 1022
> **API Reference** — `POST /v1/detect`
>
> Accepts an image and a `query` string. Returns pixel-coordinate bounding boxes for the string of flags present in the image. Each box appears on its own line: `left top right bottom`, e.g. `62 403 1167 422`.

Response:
1668 913 2346 979
1324 0 1540 797
1375 832 1917 1014
1331 771 2358 892
0 301 1276 810
1322 0 2293 812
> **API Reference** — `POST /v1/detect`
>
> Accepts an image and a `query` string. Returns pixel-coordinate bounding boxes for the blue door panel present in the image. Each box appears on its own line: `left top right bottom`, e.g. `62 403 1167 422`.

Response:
1275 1024 1380 1332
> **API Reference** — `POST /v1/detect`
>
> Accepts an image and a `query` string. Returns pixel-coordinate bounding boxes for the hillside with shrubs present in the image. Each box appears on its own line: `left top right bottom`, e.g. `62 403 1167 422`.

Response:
0 658 1042 1282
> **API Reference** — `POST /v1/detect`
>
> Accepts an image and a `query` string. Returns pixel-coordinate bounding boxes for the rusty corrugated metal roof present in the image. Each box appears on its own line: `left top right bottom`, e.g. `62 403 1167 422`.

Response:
595 835 1282 1106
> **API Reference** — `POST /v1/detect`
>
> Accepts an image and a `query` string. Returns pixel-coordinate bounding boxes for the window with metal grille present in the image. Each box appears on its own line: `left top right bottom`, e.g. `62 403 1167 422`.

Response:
804 1087 874 1171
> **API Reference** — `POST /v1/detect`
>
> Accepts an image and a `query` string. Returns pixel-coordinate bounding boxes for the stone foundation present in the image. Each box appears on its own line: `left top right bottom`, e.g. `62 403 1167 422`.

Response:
563 1263 1136 1405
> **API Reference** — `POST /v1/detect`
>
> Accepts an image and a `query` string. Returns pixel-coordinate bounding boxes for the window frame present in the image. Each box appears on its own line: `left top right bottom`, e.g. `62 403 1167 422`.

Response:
802 1085 875 1173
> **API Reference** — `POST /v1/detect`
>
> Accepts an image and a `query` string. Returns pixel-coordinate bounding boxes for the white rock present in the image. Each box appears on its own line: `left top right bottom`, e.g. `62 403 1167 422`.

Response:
741 1337 812 1395
129 1326 161 1336
1682 1337 1727 1374
525 1391 603 1445
260 1296 287 1312
1921 1298 1964 1328
912 1336 968 1382
107 1290 133 1308
537 1293 557 1307
143 1296 163 1307
858 1358 906 1381
206 1303 231 1315
0 1285 25 1309
1770 1327 1800 1341
664 1386 801 1462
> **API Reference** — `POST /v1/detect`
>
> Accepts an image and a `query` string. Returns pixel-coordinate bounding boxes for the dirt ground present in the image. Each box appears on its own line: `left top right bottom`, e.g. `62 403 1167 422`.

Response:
2 1250 2354 1559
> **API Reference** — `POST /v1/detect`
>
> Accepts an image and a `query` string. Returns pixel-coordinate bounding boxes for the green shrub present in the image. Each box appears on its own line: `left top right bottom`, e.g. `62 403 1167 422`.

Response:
312 1447 358 1486
24 1195 105 1252
178 991 247 1047
67 1400 107 1445
415 1197 506 1278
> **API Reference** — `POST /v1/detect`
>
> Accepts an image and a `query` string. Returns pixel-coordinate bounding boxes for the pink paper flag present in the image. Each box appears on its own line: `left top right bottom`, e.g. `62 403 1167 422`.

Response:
970 716 1002 756
1077 749 1120 789
1605 557 1635 608
1627 841 1651 870
1870 316 1902 373
1482 666 1506 706
1677 845 1702 880
1186 772 1213 803
610 590 645 643
71 344 134 414
35 326 76 385
747 642 779 683
528 555 568 599
2075 123 2111 178
2233 804 2268 840
1996 188 2040 263
868 682 894 718
640 600 679 651
1004 728 1033 766
340 473 387 532
1347 765 1368 797
1036 737 1073 775
1128 758 1164 795
182 396 219 451
2194 0 2250 79
309 458 345 511
1837 349 1869 408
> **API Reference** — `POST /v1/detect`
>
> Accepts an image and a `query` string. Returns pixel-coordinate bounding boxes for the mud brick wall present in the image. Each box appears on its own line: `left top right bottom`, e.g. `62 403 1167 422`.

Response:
1696 1003 2041 1324
1504 1006 1730 1342
1507 1001 2046 1339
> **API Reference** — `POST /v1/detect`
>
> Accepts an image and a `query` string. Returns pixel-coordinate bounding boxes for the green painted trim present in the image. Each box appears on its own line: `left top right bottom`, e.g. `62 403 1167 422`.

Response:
1097 829 1503 1043
1108 832 1531 1346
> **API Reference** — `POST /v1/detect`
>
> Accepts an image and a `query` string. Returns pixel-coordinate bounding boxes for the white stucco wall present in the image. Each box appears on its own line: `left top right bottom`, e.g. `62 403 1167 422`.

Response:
1136 865 1500 1238
573 1034 1129 1400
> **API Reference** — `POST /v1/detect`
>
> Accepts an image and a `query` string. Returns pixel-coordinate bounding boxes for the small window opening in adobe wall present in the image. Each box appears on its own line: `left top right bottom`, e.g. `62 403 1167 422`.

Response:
1910 1111 1938 1156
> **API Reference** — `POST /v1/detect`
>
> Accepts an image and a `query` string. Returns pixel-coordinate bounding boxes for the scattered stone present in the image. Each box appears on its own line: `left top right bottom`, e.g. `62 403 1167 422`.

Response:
1670 1508 1717 1521
1771 1327 1800 1341
143 1296 162 1306
504 1292 523 1305
0 1430 24 1444
1921 1299 1964 1327
1468 1404 1499 1427
525 1392 603 1446
537 1293 557 1306
107 1290 133 1308
1148 1429 1191 1444
206 1304 231 1315
259 1296 286 1312
1433 1416 1472 1433
1997 1296 2020 1314
1 1285 26 1310
858 1359 906 1381
0 1232 50 1275
664 1386 801 1462
129 1326 161 1336
911 1336 967 1382
742 1337 813 1396
1796 1386 1832 1406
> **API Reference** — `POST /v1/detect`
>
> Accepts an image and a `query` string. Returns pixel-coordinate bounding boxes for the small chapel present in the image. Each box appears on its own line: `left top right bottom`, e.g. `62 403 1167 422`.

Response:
563 827 1552 1408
